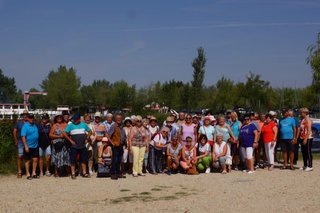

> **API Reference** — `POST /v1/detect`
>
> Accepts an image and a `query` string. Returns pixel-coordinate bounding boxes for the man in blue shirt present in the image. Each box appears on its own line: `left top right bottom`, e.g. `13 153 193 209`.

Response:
13 110 28 178
64 113 92 179
279 109 297 170
21 113 39 180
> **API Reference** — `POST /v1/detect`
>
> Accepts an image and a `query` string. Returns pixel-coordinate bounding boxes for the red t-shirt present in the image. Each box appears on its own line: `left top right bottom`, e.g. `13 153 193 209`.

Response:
261 121 276 143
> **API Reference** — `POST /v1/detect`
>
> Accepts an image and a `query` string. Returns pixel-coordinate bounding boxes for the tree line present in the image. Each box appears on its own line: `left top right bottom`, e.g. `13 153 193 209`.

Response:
1 38 320 114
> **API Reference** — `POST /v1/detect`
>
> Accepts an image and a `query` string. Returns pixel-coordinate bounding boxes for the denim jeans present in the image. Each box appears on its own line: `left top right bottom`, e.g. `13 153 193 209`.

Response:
149 145 162 172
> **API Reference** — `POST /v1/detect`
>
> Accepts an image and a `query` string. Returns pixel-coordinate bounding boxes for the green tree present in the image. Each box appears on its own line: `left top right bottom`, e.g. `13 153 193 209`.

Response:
191 47 206 109
40 65 81 108
213 77 236 112
0 69 20 103
110 80 136 110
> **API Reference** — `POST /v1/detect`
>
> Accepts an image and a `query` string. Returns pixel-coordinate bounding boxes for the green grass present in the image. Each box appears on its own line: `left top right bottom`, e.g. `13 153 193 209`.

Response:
120 189 131 192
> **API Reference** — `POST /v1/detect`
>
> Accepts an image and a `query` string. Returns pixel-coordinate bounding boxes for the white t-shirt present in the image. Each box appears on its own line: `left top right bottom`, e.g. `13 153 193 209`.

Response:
214 141 226 156
148 126 159 135
150 133 167 150
195 142 211 154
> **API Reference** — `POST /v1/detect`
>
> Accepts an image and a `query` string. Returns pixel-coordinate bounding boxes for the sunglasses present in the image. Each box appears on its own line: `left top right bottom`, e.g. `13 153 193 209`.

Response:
163 131 169 133
136 120 142 123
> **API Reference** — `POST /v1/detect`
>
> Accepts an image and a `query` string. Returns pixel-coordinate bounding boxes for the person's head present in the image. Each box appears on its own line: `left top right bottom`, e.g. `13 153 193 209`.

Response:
94 112 101 123
250 112 259 120
243 114 251 125
41 113 50 124
265 114 272 124
106 113 113 123
54 114 63 124
203 116 211 126
217 115 225 126
27 113 35 124
216 134 223 143
115 113 122 125
142 118 149 128
135 115 143 127
179 112 185 121
124 117 132 127
282 109 289 118
231 112 238 121
226 110 233 119
62 112 70 123
260 113 266 122
84 114 91 124
192 115 198 124
185 136 193 147
198 134 207 145
21 110 29 122
299 107 309 118
149 116 157 127
161 127 170 137
166 116 175 127
171 134 179 145
185 114 192 124
72 113 81 125
288 109 294 117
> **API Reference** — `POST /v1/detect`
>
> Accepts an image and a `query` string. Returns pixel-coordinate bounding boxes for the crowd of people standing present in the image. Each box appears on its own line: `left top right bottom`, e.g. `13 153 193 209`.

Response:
13 107 314 180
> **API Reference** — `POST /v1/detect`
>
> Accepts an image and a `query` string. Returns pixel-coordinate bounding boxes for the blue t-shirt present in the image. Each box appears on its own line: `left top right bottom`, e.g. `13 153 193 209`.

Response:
65 122 91 149
239 123 257 148
230 120 241 140
279 117 296 139
21 122 39 148
14 120 26 141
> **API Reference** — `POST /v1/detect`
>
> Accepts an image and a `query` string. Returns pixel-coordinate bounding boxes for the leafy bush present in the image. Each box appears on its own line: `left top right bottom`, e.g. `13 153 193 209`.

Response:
0 120 16 174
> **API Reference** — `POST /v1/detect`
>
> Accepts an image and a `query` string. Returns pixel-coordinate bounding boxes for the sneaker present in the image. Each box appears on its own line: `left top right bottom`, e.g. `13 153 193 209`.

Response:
167 170 172 176
205 168 211 174
89 171 94 176
304 167 313 172
138 173 146 176
247 171 255 174
45 171 52 177
242 170 248 173
299 167 306 170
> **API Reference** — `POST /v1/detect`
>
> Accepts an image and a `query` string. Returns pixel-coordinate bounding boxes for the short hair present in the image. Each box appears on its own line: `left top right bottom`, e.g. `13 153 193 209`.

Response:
299 107 309 114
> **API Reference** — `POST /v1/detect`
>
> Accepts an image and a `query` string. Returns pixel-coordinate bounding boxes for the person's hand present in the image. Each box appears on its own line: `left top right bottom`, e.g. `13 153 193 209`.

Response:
303 138 307 145
292 138 297 145
70 140 76 145
253 142 258 149
271 142 275 148
25 146 29 153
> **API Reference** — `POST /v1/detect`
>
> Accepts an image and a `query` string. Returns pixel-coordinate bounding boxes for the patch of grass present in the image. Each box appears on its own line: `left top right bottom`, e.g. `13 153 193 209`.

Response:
175 191 188 196
120 189 131 192
140 191 151 195
151 188 162 191
160 195 178 201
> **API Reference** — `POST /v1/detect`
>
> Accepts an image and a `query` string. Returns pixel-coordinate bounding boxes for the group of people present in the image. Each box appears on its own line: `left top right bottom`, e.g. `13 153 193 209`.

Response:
13 107 314 180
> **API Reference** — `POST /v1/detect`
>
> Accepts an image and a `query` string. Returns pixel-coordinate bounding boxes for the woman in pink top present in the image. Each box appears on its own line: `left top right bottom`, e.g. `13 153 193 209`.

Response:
180 114 196 146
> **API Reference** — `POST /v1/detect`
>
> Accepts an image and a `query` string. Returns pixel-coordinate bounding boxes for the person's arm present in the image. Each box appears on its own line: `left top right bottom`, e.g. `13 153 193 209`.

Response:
227 125 236 141
13 128 18 145
253 129 259 148
303 118 312 145
128 127 134 153
196 146 209 160
62 131 76 145
181 147 187 162
21 125 28 152
211 145 217 161
292 123 297 144
272 126 278 142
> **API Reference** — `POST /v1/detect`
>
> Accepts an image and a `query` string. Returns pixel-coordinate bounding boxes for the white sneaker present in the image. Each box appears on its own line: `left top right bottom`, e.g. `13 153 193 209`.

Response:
89 171 94 176
247 171 255 174
205 168 211 174
299 167 306 171
242 170 248 173
304 167 313 172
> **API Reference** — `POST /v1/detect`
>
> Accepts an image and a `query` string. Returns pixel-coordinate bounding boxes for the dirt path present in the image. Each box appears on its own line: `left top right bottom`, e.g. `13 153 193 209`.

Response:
1 161 319 213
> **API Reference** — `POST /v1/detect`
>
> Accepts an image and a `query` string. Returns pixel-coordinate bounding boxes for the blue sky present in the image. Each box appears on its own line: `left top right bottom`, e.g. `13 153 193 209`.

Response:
1 0 320 91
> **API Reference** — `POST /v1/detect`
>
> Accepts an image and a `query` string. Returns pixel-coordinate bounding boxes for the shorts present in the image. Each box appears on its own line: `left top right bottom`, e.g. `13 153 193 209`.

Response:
39 146 51 157
280 139 296 152
240 146 253 160
17 140 24 157
24 148 39 160
70 148 88 164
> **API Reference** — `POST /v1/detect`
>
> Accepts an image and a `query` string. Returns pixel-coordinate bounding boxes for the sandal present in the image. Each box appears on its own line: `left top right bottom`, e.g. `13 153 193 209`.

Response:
290 166 295 171
280 166 287 170
82 173 90 178
27 176 32 180
54 173 59 178
71 174 76 180
32 175 40 179
17 173 22 178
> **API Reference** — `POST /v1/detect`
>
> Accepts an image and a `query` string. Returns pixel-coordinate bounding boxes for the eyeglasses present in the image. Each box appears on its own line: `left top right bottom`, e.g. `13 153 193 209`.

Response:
136 120 142 123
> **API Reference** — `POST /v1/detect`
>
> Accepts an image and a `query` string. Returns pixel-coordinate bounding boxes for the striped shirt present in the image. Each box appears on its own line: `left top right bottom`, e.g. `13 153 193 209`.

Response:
65 122 91 149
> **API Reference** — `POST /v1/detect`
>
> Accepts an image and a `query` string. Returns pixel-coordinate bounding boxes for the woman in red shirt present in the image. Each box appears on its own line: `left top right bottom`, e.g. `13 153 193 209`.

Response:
261 114 278 170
